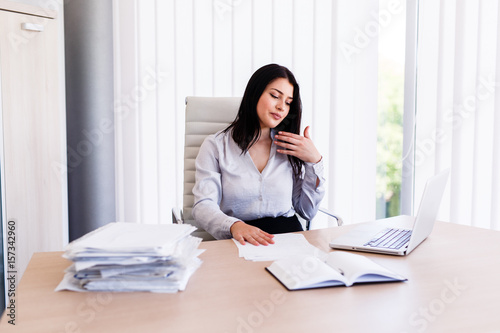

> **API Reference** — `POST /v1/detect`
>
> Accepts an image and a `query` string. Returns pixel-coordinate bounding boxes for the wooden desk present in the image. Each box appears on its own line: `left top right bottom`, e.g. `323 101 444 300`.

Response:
1 221 499 332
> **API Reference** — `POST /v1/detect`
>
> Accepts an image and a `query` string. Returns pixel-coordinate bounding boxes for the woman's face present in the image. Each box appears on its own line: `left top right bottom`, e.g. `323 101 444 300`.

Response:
256 78 294 130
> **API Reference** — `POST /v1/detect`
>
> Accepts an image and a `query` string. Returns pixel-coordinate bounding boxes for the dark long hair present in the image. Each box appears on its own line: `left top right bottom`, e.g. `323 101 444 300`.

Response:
224 64 304 178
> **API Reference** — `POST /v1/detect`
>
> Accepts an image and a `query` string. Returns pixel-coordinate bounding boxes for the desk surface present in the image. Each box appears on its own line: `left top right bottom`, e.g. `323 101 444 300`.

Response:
1 221 499 332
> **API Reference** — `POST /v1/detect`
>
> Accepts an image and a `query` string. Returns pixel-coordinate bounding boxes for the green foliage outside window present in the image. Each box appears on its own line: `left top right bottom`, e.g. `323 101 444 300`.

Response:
376 58 404 218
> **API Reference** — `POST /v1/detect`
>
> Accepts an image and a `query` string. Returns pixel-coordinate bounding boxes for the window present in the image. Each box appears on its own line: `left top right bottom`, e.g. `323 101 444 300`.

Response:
376 0 407 218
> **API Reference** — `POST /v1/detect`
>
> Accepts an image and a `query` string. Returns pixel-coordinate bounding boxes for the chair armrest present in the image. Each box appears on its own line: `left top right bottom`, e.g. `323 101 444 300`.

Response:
318 207 343 226
172 208 183 224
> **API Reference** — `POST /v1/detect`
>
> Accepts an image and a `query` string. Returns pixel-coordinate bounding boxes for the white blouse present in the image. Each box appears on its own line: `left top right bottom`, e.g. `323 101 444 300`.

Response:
192 128 325 239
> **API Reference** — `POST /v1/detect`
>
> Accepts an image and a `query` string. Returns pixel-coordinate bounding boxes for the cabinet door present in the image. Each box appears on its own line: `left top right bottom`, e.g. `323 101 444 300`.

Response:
0 9 66 279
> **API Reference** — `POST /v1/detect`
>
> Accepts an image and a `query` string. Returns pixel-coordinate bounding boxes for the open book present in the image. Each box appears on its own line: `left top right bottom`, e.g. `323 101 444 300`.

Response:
266 251 406 290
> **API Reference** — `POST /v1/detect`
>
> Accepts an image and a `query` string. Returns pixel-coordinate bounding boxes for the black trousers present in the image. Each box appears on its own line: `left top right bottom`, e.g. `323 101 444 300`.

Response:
245 215 304 234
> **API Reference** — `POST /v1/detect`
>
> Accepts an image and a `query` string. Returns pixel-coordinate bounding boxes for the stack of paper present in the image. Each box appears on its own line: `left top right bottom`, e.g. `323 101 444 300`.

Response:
56 222 203 293
233 233 325 261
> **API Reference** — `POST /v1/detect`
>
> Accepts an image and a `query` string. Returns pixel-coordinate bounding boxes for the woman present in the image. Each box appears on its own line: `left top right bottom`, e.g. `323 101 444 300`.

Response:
192 64 325 246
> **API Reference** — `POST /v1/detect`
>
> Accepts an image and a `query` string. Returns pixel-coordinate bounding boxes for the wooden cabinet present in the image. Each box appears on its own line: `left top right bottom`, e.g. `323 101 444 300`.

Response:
0 1 67 280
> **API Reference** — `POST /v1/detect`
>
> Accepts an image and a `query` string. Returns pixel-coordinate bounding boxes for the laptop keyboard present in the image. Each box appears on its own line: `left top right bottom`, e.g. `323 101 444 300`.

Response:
364 228 412 249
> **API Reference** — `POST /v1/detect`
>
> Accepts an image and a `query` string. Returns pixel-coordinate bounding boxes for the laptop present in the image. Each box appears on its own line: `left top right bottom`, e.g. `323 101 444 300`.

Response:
329 169 450 256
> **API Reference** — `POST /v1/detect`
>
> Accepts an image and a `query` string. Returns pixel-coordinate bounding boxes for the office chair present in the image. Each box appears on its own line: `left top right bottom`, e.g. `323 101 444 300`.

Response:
172 96 343 241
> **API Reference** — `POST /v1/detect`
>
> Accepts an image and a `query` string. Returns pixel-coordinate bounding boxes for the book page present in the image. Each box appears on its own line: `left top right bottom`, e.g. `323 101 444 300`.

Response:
267 255 347 290
325 252 405 286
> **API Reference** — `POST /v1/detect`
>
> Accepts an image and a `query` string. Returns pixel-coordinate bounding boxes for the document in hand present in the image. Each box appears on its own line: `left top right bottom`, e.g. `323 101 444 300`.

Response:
56 222 204 293
266 251 407 290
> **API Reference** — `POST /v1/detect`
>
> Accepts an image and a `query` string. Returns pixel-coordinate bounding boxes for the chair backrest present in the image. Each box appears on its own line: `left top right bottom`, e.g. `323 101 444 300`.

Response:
183 97 242 237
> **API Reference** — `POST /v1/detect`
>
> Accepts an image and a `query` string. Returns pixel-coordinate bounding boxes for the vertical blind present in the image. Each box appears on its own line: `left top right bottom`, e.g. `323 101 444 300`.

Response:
112 0 381 227
414 0 500 230
112 0 499 230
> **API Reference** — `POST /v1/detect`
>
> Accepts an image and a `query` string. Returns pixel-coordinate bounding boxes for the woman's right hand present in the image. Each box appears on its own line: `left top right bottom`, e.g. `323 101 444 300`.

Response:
230 221 275 246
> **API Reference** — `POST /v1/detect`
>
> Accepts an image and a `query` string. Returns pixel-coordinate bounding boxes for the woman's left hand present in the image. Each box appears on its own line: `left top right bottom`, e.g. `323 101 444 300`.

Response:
274 126 322 163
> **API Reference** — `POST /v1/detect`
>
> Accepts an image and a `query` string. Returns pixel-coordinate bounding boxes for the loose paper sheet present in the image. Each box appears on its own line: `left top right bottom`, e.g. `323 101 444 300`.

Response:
232 233 326 261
